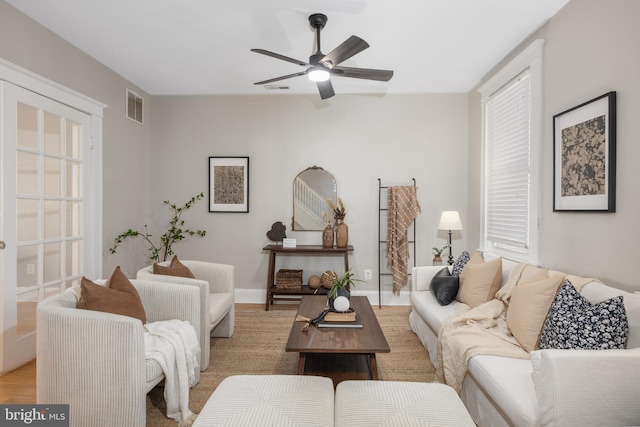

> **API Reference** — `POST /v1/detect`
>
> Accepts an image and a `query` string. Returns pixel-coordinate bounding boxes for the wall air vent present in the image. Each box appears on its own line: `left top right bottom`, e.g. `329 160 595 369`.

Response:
126 89 143 124
264 85 290 91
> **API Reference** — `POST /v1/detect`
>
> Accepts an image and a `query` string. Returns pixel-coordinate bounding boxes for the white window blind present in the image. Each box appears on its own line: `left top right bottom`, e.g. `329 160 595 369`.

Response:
485 70 531 255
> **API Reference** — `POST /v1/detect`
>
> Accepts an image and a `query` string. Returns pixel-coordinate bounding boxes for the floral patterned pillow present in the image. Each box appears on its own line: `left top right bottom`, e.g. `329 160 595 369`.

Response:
451 251 471 277
538 280 629 350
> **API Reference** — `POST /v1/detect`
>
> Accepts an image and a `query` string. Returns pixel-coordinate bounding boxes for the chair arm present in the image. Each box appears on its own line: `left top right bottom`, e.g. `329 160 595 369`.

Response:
411 265 449 292
133 277 211 370
133 280 201 333
184 260 235 295
37 293 146 427
531 348 640 427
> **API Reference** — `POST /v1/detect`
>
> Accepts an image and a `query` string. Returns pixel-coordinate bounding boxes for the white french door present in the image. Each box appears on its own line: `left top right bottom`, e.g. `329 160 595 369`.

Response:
0 79 100 374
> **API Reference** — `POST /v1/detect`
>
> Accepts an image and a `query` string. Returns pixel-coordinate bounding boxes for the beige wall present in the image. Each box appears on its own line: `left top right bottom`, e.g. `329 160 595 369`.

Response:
149 94 468 299
0 1 152 276
467 0 640 291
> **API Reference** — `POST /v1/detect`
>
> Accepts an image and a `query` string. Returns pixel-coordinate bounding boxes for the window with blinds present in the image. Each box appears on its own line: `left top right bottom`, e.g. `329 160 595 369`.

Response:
479 39 543 264
485 71 531 255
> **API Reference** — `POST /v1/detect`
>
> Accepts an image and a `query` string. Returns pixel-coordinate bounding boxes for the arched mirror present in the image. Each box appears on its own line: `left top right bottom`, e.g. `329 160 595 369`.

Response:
292 166 337 231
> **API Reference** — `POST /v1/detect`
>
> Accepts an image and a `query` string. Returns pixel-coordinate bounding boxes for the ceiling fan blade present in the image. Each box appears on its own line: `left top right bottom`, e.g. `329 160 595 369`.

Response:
254 71 308 85
332 66 393 82
250 49 309 67
317 80 335 99
320 35 369 68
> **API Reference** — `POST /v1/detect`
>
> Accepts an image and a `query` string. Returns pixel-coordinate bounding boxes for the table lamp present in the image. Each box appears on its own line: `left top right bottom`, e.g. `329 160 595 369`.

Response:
438 211 463 265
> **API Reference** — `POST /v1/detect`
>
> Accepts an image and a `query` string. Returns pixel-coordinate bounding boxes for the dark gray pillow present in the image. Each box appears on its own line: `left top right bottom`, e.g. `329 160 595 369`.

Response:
430 267 460 306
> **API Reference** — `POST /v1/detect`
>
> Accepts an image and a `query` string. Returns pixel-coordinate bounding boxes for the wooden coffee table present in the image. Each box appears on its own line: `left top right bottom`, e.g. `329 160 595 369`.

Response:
286 295 390 385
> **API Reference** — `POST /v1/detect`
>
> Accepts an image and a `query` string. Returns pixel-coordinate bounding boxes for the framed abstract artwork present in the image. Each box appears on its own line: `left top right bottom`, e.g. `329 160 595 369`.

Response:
208 156 249 213
553 91 616 212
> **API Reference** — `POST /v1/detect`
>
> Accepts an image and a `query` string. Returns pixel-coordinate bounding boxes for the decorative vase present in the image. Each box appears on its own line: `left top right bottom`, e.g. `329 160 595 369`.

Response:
433 255 442 266
335 219 349 248
328 287 351 310
322 225 334 248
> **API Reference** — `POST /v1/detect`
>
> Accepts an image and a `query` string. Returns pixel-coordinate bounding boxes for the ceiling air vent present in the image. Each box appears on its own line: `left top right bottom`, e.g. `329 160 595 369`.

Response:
126 89 143 124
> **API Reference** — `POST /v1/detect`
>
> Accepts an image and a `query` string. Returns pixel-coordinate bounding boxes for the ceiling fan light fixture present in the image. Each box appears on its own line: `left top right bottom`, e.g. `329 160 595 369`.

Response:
308 68 330 82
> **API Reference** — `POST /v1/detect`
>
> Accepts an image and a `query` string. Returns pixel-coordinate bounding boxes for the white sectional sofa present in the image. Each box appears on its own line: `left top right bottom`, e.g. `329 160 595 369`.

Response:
410 252 640 427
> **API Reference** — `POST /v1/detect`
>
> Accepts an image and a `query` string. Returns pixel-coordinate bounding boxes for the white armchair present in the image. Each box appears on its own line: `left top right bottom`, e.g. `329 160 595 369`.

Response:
137 260 235 370
37 280 201 427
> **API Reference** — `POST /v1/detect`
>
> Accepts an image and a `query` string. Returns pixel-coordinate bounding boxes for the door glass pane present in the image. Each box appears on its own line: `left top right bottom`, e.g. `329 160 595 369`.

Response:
44 200 62 239
66 201 82 237
16 151 39 195
17 245 38 289
43 285 62 300
66 240 82 277
66 161 81 198
17 199 39 242
43 242 61 284
66 120 82 160
17 290 39 337
44 112 61 155
64 278 80 290
44 156 61 196
17 103 38 150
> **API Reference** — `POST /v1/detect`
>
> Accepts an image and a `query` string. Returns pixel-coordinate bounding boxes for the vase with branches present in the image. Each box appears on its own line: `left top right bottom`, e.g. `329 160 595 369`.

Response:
109 193 207 263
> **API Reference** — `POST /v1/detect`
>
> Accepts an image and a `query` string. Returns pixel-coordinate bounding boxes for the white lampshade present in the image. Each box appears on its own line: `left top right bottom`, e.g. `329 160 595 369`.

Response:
438 211 463 231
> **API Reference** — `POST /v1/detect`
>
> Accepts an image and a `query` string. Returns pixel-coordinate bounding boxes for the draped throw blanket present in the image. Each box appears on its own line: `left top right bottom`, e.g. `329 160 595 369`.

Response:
145 319 200 427
386 186 421 295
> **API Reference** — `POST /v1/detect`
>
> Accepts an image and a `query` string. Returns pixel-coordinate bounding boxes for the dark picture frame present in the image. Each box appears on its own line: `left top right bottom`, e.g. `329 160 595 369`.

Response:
553 91 616 212
208 156 249 213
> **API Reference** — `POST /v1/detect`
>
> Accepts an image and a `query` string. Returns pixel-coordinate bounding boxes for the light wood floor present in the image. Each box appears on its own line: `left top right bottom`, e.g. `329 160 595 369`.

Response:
0 303 404 404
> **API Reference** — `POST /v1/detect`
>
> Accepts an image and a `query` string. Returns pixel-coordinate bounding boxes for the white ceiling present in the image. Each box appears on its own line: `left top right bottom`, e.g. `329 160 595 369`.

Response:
6 0 570 96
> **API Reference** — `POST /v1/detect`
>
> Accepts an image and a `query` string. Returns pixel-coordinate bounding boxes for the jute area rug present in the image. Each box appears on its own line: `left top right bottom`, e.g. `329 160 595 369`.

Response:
146 306 435 426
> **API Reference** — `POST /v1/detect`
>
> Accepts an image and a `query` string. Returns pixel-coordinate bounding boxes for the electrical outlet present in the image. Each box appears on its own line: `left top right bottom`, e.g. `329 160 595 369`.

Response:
364 269 372 280
27 264 35 274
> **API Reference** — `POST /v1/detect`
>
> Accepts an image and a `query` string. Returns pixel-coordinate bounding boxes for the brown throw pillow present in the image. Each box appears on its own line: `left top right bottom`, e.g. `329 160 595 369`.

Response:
78 266 147 323
153 255 196 278
458 256 502 308
507 274 565 352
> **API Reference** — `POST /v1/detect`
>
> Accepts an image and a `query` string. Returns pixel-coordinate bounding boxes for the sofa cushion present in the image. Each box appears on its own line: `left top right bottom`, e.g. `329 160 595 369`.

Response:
539 280 628 350
581 282 640 349
153 255 196 278
78 266 147 323
430 267 459 306
507 273 564 352
451 250 472 277
458 256 502 308
466 355 538 427
410 290 457 337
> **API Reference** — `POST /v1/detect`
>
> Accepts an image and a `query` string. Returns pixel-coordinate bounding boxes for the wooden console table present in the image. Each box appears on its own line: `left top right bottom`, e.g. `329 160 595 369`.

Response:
263 244 354 311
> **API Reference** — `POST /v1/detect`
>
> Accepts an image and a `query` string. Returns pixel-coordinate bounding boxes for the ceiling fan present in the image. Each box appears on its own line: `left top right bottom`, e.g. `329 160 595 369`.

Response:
251 13 393 99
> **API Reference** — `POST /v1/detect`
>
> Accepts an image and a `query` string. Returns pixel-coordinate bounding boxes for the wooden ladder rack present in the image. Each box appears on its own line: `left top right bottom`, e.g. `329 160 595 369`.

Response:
377 178 417 308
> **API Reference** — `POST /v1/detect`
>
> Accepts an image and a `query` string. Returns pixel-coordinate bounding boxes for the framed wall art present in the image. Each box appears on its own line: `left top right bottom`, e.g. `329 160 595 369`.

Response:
208 156 249 213
553 91 616 212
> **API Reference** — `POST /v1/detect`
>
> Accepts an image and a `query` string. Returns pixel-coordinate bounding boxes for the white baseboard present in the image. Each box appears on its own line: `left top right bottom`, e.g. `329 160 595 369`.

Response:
234 288 411 307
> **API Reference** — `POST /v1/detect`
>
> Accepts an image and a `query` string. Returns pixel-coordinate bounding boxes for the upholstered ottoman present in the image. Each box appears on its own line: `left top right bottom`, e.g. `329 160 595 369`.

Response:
335 381 476 427
192 375 334 427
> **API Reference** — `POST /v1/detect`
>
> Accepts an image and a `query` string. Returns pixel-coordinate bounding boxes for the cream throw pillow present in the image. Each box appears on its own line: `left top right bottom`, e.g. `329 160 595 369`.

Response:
507 274 565 352
458 256 502 308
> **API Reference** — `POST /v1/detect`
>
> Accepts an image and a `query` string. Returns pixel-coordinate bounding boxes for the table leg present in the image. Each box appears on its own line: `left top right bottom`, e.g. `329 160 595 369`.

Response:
369 353 379 380
265 251 276 311
297 353 307 375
